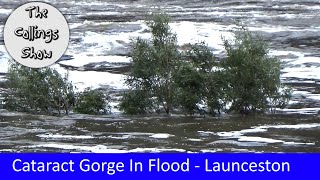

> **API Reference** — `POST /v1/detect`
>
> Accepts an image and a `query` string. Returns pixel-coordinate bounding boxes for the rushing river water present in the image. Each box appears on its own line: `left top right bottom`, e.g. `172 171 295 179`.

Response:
0 0 320 152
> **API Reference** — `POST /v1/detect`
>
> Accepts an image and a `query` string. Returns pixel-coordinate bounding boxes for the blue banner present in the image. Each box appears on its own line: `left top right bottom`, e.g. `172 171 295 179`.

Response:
0 153 319 179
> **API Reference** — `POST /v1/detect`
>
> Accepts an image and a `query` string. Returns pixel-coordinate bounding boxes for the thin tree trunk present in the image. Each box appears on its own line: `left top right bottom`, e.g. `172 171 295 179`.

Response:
64 99 69 115
58 98 61 116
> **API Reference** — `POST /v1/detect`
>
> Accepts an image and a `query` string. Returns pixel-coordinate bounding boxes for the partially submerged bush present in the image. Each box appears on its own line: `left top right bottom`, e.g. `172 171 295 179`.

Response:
120 14 291 116
5 61 75 115
222 27 291 114
5 61 113 115
74 88 109 115
174 43 224 115
119 90 152 114
121 13 180 114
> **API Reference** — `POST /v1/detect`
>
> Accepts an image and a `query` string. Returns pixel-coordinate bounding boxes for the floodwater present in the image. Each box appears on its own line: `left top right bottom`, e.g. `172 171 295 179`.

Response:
0 0 320 152
0 111 319 152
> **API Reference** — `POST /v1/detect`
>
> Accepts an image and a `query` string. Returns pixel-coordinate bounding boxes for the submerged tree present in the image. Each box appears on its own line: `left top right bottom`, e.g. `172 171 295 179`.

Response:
120 13 291 116
120 13 180 114
119 89 152 114
222 27 291 114
4 60 75 115
74 88 109 115
174 43 225 115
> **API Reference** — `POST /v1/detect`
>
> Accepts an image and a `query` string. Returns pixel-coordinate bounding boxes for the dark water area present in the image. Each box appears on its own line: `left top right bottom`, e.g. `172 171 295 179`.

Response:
0 0 320 152
0 111 320 152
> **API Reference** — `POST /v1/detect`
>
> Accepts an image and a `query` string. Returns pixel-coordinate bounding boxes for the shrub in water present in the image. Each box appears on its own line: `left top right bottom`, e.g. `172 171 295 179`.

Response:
5 60 75 115
74 88 109 115
222 27 291 114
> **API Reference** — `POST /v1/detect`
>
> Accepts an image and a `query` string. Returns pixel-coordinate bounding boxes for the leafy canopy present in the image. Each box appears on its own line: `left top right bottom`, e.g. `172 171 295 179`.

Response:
120 15 291 115
74 88 109 115
5 61 75 115
121 13 180 114
222 27 291 113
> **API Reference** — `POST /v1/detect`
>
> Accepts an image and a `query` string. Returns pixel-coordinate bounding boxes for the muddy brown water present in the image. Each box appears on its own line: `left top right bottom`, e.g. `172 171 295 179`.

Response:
0 111 319 152
0 0 320 152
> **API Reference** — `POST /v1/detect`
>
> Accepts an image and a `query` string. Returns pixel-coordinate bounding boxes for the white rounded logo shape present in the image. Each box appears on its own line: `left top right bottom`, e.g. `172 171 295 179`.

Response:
4 2 69 68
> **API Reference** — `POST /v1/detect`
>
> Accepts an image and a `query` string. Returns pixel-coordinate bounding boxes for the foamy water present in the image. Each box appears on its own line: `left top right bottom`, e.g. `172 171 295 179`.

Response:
0 0 320 152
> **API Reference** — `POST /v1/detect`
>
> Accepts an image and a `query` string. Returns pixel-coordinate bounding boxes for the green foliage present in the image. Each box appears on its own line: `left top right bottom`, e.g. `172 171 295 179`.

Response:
119 90 152 114
5 61 75 115
121 13 180 114
74 88 109 115
174 43 221 114
174 62 203 114
121 14 291 115
222 27 291 114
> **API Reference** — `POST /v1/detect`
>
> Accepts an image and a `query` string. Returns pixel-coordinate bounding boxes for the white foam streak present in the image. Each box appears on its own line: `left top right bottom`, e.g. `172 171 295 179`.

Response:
59 55 131 67
206 123 319 145
37 133 95 139
149 133 174 139
28 144 186 153
52 64 127 91
0 9 11 14
238 136 284 143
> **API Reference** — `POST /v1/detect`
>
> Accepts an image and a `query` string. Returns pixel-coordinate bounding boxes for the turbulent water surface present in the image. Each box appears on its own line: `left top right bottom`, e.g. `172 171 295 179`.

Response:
0 0 320 152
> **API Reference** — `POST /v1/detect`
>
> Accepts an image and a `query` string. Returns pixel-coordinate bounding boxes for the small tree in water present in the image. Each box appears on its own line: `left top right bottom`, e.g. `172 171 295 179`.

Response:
174 42 225 115
74 88 109 115
120 14 291 115
4 61 75 115
222 27 291 114
120 13 180 114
